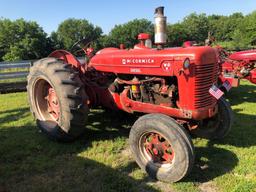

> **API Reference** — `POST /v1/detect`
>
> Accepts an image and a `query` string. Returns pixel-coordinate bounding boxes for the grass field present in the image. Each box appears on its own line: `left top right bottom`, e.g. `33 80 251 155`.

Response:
0 81 256 192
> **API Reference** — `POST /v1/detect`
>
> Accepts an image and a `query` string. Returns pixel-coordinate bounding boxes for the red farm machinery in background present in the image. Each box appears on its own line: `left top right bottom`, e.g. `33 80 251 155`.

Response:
27 7 233 182
184 35 256 88
217 47 256 87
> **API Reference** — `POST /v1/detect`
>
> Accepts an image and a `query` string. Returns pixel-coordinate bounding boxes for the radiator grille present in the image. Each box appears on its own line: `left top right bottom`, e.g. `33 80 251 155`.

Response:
194 63 218 108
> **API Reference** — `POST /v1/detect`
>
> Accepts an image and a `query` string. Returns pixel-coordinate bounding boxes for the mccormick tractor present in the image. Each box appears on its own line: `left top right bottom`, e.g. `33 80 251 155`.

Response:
185 34 256 88
27 7 233 182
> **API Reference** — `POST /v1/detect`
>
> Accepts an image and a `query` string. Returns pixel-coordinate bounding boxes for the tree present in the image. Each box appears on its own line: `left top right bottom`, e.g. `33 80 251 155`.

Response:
103 19 154 48
51 18 102 51
207 14 226 41
0 18 51 61
49 31 64 50
208 13 244 42
182 13 209 43
231 11 256 48
167 23 190 47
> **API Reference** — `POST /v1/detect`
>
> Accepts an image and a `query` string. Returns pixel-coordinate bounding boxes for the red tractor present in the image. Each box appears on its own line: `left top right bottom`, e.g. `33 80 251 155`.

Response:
217 47 256 87
185 33 256 87
27 7 233 182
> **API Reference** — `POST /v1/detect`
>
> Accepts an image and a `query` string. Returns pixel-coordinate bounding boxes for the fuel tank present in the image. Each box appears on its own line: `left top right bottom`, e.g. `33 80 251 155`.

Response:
89 46 217 76
229 50 256 61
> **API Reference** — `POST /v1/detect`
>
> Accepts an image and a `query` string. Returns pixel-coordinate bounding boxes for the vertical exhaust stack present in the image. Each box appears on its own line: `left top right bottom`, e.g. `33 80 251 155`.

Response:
154 6 167 49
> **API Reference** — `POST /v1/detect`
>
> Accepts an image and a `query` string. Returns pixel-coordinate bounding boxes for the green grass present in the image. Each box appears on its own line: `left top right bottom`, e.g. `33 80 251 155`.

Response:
0 81 256 192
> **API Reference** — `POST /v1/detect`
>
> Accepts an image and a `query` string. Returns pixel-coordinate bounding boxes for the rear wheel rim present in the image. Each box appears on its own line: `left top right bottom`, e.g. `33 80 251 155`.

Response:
139 132 174 166
33 78 60 123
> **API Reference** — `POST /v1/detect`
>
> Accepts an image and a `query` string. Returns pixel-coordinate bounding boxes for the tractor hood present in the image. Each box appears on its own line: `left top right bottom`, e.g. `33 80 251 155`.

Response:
229 50 256 61
89 46 217 76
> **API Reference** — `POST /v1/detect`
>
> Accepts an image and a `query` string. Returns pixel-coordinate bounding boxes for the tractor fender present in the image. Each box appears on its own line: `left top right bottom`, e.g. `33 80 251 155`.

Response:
229 50 256 61
49 50 84 71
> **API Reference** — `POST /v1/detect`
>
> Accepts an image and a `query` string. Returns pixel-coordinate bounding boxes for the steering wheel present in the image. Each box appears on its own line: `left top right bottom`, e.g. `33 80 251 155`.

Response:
70 38 93 55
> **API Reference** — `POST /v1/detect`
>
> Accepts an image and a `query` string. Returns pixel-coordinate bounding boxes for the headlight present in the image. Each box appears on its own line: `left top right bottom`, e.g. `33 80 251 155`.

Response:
183 58 190 69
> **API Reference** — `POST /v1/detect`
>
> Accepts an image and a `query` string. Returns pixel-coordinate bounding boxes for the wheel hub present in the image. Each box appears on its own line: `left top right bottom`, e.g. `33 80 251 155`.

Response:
45 85 60 121
143 132 174 164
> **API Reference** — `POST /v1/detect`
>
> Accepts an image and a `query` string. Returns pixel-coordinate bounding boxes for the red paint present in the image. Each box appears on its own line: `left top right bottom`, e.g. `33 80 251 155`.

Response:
219 49 256 85
49 50 81 68
183 43 256 86
112 87 217 120
143 132 174 164
183 41 193 48
138 33 151 40
48 33 222 124
49 50 86 73
91 46 217 111
229 50 256 61
45 85 60 121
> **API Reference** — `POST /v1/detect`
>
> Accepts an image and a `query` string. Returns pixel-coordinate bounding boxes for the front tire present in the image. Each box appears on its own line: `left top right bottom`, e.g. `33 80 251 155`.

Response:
27 58 89 141
192 97 233 139
129 114 195 183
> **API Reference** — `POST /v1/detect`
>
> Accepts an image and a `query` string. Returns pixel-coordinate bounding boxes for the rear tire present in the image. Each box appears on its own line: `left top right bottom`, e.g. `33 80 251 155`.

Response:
192 97 233 139
27 58 89 142
129 114 195 183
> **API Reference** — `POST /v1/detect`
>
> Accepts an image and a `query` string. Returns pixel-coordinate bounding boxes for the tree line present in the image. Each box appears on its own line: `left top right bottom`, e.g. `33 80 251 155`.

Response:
0 11 255 61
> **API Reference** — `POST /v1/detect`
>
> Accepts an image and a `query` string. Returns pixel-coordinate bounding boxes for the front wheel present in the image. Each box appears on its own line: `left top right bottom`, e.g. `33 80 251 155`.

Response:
129 114 195 183
192 97 233 139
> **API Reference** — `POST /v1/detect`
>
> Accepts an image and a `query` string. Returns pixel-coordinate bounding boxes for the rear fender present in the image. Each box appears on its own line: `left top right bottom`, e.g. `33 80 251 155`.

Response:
229 50 256 61
49 50 86 72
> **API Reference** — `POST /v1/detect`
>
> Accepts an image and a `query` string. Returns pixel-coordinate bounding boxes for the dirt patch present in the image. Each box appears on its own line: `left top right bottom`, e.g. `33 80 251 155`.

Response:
121 146 133 160
147 181 176 192
199 181 219 192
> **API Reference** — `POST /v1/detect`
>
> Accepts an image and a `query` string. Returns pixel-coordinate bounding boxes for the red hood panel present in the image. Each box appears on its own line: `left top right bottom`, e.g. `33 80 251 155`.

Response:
89 46 217 76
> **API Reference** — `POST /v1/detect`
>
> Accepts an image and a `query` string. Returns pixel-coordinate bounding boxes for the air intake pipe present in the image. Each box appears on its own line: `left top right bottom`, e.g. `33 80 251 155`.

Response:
154 6 167 49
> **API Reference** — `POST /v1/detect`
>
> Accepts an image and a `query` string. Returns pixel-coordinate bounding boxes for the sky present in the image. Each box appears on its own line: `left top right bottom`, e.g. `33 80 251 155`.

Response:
0 0 256 35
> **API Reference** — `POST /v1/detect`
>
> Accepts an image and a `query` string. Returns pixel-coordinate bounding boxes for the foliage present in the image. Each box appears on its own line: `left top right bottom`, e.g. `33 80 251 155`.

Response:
1 10 256 61
0 81 256 191
166 11 255 48
182 13 210 42
166 13 210 46
208 13 244 42
51 18 102 51
0 18 51 61
231 11 256 48
103 19 154 48
167 23 190 47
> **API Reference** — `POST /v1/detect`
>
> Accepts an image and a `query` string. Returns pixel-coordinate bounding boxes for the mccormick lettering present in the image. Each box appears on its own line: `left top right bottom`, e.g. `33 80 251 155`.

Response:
122 58 155 65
